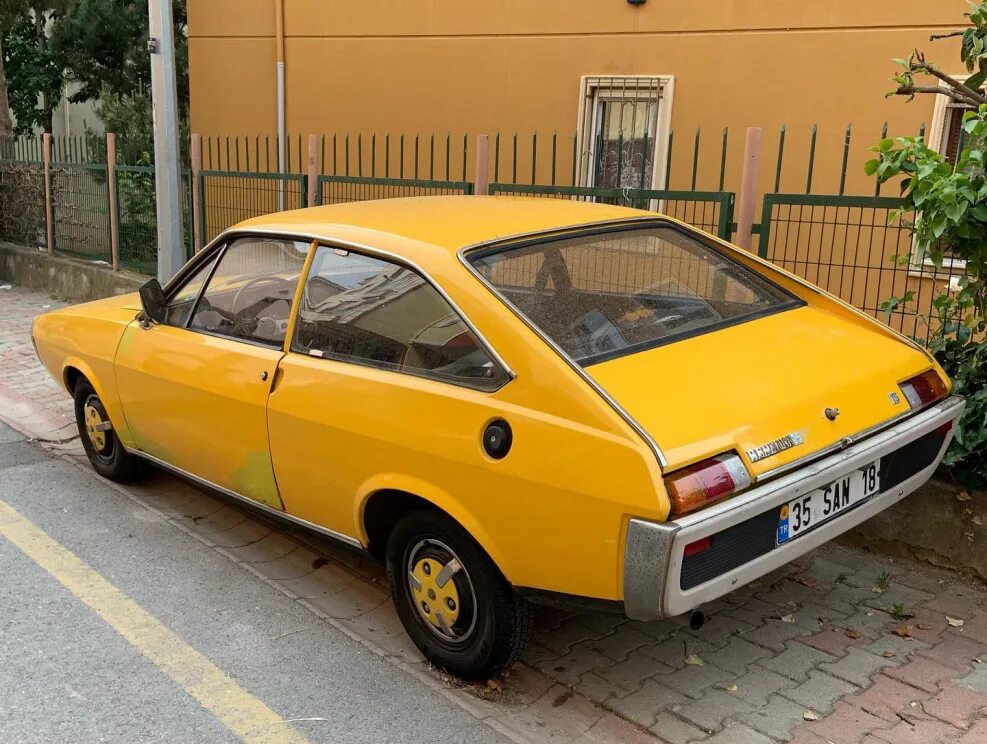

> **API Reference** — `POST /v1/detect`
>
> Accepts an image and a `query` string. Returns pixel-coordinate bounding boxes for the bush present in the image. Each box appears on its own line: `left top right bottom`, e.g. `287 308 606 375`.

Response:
868 107 987 488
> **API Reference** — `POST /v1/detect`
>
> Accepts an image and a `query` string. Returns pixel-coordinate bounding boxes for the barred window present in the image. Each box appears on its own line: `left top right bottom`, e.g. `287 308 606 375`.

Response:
580 76 667 190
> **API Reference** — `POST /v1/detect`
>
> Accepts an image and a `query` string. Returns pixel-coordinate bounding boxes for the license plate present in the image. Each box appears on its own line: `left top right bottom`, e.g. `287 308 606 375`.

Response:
777 460 880 544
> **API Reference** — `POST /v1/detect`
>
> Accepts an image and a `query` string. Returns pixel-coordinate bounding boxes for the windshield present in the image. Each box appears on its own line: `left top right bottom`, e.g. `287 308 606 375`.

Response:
469 224 800 366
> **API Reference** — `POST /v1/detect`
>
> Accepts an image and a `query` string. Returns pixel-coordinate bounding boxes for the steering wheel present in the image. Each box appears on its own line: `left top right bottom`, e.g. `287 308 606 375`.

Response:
231 276 293 317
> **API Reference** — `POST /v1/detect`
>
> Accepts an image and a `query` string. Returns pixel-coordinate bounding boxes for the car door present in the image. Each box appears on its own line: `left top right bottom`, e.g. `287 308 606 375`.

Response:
114 235 311 509
267 244 511 537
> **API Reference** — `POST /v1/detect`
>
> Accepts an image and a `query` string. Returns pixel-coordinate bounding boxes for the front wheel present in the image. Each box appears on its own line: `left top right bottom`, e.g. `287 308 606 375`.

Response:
386 509 530 680
74 379 145 483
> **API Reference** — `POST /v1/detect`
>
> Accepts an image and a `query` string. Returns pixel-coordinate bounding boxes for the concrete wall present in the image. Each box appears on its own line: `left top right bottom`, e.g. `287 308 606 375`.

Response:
0 243 143 303
842 478 987 582
51 83 104 138
188 0 968 196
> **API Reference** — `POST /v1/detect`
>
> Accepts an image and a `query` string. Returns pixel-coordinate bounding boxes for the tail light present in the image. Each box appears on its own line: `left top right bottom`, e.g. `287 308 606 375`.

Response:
899 370 948 410
665 453 752 516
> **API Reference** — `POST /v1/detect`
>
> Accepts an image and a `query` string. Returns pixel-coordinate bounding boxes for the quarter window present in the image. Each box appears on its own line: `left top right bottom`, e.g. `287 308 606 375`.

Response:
164 253 218 327
292 246 507 391
188 237 309 346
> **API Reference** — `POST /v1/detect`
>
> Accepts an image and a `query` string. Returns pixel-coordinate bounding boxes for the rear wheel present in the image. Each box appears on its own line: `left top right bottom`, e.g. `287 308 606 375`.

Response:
74 379 144 483
386 509 530 680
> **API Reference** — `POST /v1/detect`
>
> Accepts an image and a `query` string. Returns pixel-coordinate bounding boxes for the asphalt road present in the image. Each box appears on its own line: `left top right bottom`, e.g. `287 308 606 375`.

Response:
0 421 505 744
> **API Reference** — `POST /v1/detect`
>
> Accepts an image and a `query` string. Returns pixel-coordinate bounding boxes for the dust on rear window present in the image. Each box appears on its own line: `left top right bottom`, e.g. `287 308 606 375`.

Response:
469 225 799 366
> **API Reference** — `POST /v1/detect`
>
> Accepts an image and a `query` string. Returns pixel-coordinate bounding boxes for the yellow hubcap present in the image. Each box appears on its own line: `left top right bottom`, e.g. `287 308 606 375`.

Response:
409 557 461 635
84 403 107 451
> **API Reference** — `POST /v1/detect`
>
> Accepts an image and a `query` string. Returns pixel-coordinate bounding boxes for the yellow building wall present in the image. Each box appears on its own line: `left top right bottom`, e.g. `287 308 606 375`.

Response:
189 0 967 196
188 1 969 331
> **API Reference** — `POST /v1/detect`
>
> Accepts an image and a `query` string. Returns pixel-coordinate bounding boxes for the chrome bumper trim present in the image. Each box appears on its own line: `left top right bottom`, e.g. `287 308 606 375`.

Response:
130 450 365 549
623 519 676 621
622 395 964 621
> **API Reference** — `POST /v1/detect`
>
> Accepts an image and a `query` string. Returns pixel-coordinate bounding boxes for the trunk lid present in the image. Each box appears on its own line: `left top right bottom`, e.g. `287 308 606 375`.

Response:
585 306 930 476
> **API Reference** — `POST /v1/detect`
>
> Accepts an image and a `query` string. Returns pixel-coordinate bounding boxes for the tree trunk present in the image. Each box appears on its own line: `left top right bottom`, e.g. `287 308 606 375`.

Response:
0 38 14 140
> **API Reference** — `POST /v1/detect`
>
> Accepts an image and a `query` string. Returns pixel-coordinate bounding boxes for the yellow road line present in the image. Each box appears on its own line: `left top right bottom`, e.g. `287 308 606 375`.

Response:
0 499 311 744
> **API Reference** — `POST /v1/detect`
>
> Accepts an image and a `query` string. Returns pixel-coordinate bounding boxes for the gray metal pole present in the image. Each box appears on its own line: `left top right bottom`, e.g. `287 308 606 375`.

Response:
148 0 185 283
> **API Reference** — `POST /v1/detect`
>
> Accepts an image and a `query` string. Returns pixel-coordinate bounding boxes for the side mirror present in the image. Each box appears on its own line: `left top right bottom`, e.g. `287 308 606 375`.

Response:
138 279 167 324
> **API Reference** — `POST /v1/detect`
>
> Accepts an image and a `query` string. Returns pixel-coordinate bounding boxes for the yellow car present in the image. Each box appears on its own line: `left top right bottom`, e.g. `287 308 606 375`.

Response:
32 197 964 679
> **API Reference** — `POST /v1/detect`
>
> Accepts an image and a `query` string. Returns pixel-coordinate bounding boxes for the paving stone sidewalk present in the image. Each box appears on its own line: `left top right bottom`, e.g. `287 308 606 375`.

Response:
4 283 987 743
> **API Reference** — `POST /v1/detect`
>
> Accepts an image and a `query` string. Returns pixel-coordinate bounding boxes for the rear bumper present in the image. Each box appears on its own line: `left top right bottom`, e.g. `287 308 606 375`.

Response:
623 395 965 621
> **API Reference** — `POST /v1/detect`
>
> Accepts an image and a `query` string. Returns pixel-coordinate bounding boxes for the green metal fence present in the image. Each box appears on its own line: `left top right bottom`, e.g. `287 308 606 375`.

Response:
317 175 473 205
488 183 734 240
319 132 472 182
0 122 968 338
115 165 195 275
755 193 966 343
50 162 112 263
198 170 307 245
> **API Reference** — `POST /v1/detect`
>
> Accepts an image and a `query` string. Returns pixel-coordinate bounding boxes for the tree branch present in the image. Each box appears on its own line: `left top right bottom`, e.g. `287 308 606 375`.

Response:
929 30 966 42
895 84 981 105
914 58 987 105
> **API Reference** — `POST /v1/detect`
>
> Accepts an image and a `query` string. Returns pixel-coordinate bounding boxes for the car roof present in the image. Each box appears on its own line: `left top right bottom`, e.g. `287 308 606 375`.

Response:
232 195 649 253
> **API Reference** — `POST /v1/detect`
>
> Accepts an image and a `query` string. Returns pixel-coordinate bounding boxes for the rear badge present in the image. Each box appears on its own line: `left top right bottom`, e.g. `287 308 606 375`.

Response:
889 392 902 405
747 430 806 463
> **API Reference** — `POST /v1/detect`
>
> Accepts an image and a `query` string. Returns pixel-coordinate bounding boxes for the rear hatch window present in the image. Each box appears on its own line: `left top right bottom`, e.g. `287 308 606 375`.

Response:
469 223 801 366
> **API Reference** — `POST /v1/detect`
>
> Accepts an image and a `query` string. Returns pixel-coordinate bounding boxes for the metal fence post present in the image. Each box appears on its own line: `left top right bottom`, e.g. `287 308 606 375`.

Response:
106 133 120 271
474 134 489 195
734 127 763 251
42 133 54 255
191 133 202 253
307 134 318 207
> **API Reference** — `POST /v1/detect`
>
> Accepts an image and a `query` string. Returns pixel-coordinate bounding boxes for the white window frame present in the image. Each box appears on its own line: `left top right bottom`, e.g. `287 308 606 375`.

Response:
575 75 675 193
910 83 974 275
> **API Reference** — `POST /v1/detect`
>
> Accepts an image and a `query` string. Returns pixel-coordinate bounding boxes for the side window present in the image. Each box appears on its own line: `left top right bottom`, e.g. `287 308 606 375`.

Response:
164 253 218 327
188 237 309 346
292 246 508 391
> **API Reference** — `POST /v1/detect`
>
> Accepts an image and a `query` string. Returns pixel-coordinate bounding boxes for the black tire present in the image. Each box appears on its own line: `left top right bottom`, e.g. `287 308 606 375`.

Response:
74 379 145 483
386 508 531 680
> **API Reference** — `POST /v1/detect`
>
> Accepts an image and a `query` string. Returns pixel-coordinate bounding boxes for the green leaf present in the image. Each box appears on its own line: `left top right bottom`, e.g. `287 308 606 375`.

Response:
933 217 949 239
864 159 880 176
967 69 987 90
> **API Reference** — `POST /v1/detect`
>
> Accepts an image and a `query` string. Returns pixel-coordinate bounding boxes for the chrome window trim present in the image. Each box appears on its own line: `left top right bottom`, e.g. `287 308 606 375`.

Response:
456 232 669 469
456 215 658 255
130 449 365 549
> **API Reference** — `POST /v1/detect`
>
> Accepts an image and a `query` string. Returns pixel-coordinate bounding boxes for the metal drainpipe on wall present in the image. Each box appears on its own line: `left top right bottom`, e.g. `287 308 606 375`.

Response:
276 0 286 211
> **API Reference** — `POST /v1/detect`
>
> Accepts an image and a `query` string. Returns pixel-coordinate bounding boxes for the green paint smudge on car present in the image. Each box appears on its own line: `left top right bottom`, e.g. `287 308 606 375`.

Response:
232 451 283 510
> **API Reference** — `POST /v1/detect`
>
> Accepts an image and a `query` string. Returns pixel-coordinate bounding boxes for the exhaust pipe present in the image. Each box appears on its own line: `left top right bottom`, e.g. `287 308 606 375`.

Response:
688 610 706 630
